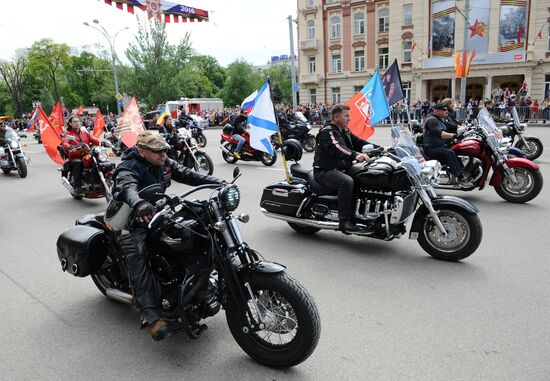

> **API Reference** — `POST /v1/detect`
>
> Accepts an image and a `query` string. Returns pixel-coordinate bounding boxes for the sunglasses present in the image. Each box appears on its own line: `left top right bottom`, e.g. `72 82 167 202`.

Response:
150 149 168 154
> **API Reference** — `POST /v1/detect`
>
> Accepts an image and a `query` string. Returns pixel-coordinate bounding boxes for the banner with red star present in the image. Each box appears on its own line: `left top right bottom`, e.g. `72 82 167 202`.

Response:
466 0 490 54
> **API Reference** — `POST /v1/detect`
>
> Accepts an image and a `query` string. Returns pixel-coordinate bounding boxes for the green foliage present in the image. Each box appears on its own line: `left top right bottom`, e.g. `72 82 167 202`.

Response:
27 39 72 100
221 59 263 107
262 64 292 104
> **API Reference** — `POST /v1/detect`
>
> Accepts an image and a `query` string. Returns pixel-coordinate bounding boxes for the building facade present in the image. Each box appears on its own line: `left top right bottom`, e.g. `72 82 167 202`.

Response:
297 0 550 105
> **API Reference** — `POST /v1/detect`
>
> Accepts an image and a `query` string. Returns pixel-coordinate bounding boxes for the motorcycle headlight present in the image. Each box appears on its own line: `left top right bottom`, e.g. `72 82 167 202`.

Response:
97 151 109 162
219 184 240 212
10 141 19 149
518 123 527 131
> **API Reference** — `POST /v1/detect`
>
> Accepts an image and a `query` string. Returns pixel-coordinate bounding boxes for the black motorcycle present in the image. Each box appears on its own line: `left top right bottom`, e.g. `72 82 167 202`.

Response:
498 106 543 161
177 117 207 148
56 168 320 368
165 128 214 175
0 126 29 178
260 130 483 262
273 112 316 152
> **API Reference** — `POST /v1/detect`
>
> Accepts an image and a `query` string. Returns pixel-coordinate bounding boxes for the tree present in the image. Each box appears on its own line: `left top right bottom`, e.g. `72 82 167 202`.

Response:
27 39 72 100
221 59 263 107
262 64 292 104
190 55 226 95
67 51 114 110
0 56 29 116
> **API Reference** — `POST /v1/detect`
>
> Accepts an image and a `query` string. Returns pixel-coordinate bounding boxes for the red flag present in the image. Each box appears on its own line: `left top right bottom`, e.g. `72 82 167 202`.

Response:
49 101 64 134
115 97 145 148
75 105 84 116
537 30 542 40
37 107 64 165
346 92 375 141
93 111 106 139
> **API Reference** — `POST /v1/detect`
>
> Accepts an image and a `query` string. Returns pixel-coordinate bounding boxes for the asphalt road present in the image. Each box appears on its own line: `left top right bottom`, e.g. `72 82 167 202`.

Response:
1 126 549 380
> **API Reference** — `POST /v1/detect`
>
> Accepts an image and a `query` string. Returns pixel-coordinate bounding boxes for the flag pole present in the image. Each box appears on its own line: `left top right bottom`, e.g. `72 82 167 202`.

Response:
268 78 291 183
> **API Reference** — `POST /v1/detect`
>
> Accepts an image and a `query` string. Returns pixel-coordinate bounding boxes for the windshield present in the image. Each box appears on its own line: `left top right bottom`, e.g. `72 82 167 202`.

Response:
295 112 307 123
477 108 498 134
511 106 521 127
391 126 425 175
4 127 19 141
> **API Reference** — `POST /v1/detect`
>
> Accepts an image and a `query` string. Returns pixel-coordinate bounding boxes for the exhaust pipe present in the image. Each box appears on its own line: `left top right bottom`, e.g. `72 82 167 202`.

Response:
219 143 232 155
105 288 133 304
60 177 75 194
260 208 339 230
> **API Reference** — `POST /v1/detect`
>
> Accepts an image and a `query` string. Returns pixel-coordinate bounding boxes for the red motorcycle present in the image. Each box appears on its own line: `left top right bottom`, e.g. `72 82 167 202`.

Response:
424 111 543 203
220 124 277 166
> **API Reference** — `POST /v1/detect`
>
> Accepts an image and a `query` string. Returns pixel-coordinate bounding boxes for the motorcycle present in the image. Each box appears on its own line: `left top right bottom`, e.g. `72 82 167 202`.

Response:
165 128 214 175
33 129 42 144
104 131 127 157
220 124 277 166
415 110 543 203
272 112 316 153
56 167 320 368
499 106 543 161
177 117 207 148
0 126 30 178
59 137 115 201
260 130 483 262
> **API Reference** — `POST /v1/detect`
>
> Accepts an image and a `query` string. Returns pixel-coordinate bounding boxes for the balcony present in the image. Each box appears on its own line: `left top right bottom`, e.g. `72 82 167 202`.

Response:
300 39 319 51
300 74 321 84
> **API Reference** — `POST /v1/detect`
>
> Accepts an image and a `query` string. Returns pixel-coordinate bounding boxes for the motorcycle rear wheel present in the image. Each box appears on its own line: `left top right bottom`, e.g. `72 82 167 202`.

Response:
193 151 214 175
515 137 543 161
417 206 482 261
225 272 320 368
302 135 316 153
261 152 277 166
494 167 543 203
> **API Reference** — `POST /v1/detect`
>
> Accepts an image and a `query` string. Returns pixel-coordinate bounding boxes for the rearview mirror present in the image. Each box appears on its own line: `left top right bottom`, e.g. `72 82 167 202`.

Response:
233 166 241 179
138 184 166 201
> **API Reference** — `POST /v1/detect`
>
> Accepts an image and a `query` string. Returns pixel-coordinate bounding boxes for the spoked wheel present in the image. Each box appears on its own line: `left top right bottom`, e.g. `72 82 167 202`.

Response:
222 150 238 164
196 133 207 148
302 135 316 153
494 167 543 203
417 206 482 261
193 151 214 175
261 152 277 166
225 272 320 368
515 138 543 161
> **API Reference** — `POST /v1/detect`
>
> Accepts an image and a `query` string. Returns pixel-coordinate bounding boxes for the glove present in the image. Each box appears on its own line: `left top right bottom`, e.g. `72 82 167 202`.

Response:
135 201 156 222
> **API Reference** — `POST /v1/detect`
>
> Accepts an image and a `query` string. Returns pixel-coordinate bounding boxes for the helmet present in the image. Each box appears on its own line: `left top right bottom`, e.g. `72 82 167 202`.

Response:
282 139 303 162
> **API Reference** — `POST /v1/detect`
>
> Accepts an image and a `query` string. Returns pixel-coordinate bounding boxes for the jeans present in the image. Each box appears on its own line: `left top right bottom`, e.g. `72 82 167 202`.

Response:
232 134 246 152
314 169 354 221
118 226 162 324
424 146 464 177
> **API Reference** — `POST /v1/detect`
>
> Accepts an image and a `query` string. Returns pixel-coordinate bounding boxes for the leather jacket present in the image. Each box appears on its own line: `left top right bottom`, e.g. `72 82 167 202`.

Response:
313 123 371 171
112 147 223 208
61 128 101 160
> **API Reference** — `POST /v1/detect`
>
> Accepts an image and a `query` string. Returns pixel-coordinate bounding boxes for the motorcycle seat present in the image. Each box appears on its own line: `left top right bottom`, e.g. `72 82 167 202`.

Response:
76 213 106 229
290 163 337 196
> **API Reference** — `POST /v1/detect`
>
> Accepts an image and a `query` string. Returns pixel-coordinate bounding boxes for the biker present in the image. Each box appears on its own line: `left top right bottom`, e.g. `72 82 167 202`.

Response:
60 116 100 195
231 109 248 159
111 132 223 341
423 103 464 183
176 109 194 128
158 114 173 136
441 98 459 134
312 104 372 233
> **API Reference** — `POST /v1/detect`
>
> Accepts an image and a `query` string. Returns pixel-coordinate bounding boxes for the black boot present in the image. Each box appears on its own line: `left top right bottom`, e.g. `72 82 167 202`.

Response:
339 220 364 233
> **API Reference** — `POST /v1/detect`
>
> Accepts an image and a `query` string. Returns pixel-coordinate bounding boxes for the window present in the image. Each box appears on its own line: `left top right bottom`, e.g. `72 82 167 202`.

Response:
354 85 363 93
354 50 365 72
308 56 316 74
354 13 365 35
379 47 389 69
378 9 389 32
306 0 315 7
403 82 411 104
331 54 342 73
403 4 413 25
331 87 341 104
307 20 315 40
310 89 317 104
545 75 550 100
403 41 412 63
330 16 341 38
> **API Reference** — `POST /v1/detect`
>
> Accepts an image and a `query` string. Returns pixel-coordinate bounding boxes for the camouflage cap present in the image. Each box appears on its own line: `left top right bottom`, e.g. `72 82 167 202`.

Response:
136 132 171 151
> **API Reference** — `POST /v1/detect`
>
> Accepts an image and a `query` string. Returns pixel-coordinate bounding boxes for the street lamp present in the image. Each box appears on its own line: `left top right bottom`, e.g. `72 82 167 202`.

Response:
84 20 129 115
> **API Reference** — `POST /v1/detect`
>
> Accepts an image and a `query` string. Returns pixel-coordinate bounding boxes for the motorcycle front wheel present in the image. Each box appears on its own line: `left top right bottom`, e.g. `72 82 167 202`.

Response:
196 132 207 148
17 157 27 178
515 137 543 161
417 206 482 261
225 272 320 368
222 150 238 164
261 152 277 166
494 167 543 203
193 151 214 175
302 135 316 153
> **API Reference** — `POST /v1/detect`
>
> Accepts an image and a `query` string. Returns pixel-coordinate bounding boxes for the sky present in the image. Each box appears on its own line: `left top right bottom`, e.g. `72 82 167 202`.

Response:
0 0 298 67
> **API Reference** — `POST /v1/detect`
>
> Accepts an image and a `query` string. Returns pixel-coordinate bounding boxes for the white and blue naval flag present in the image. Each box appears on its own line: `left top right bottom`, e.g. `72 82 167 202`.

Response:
248 81 278 155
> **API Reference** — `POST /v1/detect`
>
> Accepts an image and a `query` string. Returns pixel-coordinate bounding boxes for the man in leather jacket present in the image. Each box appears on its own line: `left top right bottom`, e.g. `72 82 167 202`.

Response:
423 103 464 182
112 132 223 340
231 109 248 159
313 104 371 233
60 116 101 194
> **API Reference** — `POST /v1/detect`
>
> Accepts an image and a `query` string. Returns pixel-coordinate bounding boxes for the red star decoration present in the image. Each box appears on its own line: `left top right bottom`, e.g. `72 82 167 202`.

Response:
469 19 487 38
